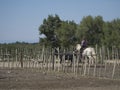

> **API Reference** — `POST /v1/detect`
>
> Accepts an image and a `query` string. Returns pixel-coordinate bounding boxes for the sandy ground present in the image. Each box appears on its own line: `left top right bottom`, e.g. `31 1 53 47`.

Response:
0 68 120 90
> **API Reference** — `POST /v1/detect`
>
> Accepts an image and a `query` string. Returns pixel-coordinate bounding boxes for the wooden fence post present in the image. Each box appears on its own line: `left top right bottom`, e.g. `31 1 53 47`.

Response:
83 56 87 76
93 44 98 77
20 49 23 68
52 48 55 70
112 47 117 79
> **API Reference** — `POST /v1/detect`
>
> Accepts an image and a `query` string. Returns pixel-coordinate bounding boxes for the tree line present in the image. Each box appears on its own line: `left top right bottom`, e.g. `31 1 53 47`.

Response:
39 14 120 48
0 42 41 51
0 14 119 50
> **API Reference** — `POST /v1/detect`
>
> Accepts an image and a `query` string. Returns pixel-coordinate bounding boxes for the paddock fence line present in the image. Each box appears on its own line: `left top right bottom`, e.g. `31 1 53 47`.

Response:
0 46 120 80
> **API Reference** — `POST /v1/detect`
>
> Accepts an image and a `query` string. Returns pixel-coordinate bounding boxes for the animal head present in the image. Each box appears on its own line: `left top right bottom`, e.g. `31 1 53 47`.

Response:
76 44 81 51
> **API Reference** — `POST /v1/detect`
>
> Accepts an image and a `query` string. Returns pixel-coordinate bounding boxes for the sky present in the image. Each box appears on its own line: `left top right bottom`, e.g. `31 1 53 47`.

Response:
0 0 120 43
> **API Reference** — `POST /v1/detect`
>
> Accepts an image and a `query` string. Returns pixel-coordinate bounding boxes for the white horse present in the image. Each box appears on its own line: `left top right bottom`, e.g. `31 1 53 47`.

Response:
76 44 96 64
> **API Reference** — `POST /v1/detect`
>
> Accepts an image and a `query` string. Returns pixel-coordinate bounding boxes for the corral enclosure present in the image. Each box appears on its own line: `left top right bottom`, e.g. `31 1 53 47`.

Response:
0 46 120 90
0 45 120 80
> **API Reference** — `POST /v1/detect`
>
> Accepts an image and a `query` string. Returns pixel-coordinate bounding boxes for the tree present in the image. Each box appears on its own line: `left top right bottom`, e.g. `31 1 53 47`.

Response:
76 15 104 46
39 14 61 47
56 21 77 48
102 19 120 48
39 15 120 48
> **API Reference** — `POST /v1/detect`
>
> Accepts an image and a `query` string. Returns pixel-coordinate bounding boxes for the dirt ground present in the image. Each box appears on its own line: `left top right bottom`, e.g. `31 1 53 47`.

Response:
0 68 120 90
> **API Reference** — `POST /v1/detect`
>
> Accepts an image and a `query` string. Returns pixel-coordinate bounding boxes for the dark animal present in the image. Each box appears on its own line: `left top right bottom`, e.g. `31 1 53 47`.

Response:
60 52 73 64
54 48 74 64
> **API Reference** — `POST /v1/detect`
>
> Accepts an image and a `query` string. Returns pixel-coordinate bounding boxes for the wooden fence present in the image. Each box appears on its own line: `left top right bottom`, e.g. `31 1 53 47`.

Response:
0 46 120 80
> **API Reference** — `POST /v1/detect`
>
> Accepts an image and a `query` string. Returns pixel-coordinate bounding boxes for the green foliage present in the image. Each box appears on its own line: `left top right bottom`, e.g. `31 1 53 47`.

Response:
39 14 120 48
76 15 104 46
39 14 61 47
0 42 41 51
56 21 77 48
102 19 120 48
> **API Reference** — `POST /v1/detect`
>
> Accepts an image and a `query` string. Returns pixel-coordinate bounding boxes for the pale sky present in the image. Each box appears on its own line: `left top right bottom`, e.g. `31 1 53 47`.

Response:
0 0 120 43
